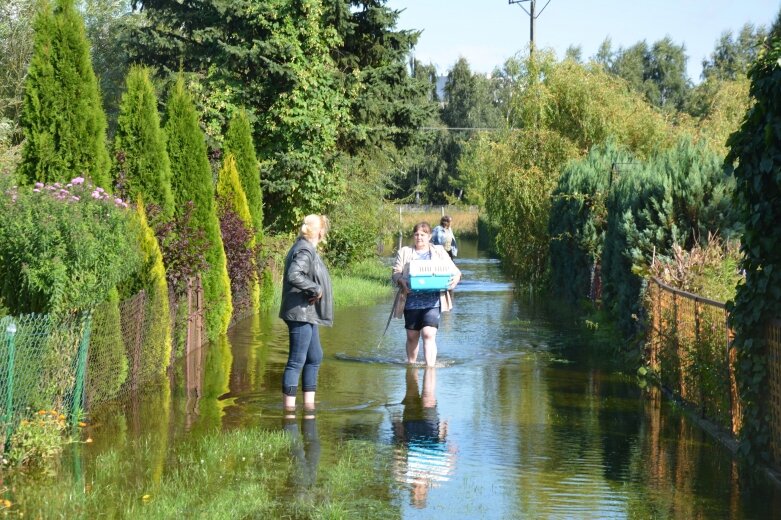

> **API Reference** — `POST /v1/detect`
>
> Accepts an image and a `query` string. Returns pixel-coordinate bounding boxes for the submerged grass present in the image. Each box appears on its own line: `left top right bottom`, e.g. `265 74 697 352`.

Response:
5 428 399 519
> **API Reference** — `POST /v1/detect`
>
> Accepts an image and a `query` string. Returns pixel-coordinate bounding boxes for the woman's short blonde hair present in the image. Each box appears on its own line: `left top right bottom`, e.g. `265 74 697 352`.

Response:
299 214 330 241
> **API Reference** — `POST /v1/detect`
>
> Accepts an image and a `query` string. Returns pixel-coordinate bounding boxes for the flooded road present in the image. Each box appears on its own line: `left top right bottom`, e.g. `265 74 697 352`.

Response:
78 239 781 517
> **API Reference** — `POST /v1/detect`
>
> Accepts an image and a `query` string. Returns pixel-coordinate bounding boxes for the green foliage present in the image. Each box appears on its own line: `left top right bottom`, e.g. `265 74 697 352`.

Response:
80 0 137 127
482 128 580 283
223 110 263 238
323 153 392 268
113 65 174 217
598 36 691 112
328 1 435 154
88 286 127 401
257 0 349 231
702 23 768 81
549 142 631 303
0 176 140 317
7 410 69 467
17 0 110 188
601 138 736 335
0 0 37 145
130 0 350 232
164 76 232 340
216 153 259 311
130 201 171 379
724 17 781 465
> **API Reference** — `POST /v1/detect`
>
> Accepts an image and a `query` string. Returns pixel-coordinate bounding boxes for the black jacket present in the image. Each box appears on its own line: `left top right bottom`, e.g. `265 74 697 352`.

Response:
279 237 334 326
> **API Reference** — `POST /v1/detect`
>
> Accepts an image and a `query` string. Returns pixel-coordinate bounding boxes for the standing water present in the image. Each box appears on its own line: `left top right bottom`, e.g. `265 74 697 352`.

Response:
9 239 781 518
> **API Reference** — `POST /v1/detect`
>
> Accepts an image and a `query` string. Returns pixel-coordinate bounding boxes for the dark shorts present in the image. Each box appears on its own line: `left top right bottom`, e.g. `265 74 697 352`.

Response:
404 307 441 330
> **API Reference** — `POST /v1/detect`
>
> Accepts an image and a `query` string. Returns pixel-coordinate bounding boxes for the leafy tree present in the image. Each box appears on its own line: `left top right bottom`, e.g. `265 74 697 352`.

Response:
0 0 37 145
724 15 781 464
129 0 350 231
164 76 232 340
609 37 691 112
465 52 678 284
326 0 435 154
702 23 767 81
112 65 173 216
79 0 135 126
223 109 262 238
18 0 110 187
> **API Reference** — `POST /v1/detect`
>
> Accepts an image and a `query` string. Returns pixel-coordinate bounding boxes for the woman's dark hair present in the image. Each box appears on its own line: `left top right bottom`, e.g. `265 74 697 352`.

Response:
440 215 452 225
413 222 431 235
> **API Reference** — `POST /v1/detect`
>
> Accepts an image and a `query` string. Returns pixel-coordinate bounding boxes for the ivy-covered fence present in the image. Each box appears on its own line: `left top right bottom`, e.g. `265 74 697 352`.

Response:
647 276 781 470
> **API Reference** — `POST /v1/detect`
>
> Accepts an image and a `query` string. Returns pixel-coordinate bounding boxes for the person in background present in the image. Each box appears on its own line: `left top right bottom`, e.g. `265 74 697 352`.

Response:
392 222 461 367
279 214 333 418
432 215 457 259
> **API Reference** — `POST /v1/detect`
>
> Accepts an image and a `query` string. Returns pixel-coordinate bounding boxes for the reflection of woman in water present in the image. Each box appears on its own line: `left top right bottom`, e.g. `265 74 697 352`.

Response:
391 366 456 508
282 416 321 491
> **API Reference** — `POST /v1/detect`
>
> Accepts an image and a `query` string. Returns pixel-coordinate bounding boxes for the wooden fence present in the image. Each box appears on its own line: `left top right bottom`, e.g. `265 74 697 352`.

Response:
647 276 781 468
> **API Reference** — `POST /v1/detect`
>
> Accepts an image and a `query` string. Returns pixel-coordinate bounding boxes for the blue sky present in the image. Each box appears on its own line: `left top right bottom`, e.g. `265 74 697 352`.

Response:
387 0 780 82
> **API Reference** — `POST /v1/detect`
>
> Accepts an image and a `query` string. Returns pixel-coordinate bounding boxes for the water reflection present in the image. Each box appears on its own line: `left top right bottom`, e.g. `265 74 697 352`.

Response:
283 416 321 492
391 367 456 508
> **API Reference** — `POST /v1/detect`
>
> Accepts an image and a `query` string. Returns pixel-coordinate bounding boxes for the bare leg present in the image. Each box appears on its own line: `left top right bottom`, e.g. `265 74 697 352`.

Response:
303 391 316 418
283 393 296 418
406 329 421 363
421 326 438 367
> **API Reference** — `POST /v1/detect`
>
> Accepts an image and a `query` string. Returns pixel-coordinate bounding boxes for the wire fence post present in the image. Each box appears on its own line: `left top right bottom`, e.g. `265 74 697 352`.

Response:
2 317 17 450
70 312 92 426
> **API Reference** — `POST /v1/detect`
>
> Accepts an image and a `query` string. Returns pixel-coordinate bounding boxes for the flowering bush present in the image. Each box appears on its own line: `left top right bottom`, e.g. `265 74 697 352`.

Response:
0 175 140 317
6 410 69 467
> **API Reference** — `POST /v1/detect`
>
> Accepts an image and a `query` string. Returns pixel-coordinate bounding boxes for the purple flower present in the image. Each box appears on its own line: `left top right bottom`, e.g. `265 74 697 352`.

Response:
34 182 44 189
91 190 101 199
71 177 85 185
33 188 40 193
71 196 80 202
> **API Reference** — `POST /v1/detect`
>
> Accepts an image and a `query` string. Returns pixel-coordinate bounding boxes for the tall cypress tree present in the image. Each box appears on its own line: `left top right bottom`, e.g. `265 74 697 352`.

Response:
223 110 262 238
18 0 110 187
165 75 232 340
216 153 259 311
113 65 174 217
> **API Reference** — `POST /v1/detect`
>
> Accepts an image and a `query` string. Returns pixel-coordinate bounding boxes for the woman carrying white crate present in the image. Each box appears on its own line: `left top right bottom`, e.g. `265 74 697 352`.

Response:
392 222 461 366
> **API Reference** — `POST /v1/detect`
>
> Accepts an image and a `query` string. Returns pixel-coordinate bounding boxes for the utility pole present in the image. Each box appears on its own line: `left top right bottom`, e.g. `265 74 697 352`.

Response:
508 0 552 55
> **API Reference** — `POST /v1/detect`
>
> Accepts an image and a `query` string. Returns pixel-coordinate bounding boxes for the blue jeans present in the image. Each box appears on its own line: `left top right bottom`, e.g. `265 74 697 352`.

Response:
283 321 323 396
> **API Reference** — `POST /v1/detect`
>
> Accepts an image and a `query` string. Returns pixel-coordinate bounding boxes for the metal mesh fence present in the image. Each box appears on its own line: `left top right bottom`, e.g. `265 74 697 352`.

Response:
646 277 739 433
0 276 206 449
0 313 89 447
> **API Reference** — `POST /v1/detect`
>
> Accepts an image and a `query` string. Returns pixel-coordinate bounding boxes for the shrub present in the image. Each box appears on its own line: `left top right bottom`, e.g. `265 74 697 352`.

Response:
0 176 139 317
7 410 68 467
549 142 631 304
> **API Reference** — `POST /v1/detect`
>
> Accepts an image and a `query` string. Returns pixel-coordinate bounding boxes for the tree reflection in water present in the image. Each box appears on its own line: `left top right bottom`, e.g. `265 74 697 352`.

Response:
391 366 457 508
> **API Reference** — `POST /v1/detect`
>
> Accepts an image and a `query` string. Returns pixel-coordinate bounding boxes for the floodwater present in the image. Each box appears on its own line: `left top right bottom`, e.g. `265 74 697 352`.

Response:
26 239 781 517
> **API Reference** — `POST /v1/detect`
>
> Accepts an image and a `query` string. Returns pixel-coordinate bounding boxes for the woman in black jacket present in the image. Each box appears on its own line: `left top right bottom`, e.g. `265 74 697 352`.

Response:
279 214 333 417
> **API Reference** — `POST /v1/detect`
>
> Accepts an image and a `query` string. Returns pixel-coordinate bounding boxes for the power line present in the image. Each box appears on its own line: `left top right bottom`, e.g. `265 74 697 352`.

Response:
508 0 553 55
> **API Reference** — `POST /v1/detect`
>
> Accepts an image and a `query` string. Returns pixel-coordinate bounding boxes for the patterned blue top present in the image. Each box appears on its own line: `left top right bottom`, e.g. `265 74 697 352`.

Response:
405 250 441 310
